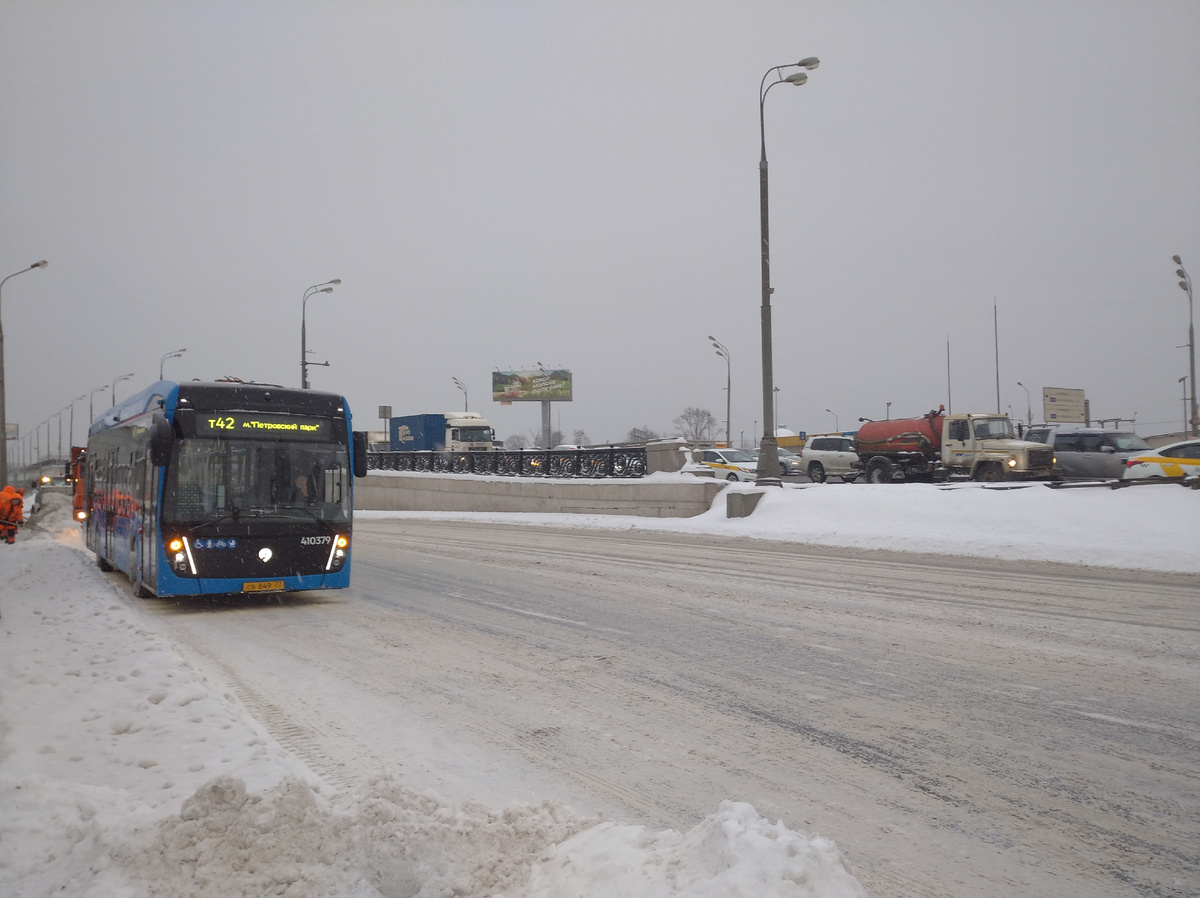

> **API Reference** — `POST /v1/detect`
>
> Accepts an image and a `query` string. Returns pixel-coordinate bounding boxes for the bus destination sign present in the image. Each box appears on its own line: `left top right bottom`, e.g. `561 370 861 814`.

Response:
195 412 331 440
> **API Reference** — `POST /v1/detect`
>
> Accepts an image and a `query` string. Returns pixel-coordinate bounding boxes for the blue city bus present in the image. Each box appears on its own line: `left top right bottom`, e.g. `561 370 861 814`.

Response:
83 380 368 598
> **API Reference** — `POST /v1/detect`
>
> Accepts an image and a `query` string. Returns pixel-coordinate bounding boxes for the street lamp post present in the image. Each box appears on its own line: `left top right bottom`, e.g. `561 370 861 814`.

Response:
0 259 48 486
886 401 892 421
1172 256 1197 437
825 408 838 431
452 376 468 412
1017 381 1032 428
774 387 781 429
1180 376 1189 435
55 407 67 461
301 279 340 389
160 347 186 379
66 394 85 450
89 385 109 426
111 373 134 407
756 57 819 486
709 336 731 447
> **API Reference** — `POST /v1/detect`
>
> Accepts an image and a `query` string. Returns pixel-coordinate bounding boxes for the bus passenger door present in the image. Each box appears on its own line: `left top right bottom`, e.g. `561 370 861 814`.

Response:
102 448 118 564
136 453 157 594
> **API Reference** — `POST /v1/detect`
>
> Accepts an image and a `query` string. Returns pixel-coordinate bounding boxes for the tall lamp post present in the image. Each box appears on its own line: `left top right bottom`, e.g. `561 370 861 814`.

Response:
1017 381 1032 428
709 336 731 447
1180 376 1189 435
52 408 68 462
111 373 134 406
160 347 186 379
88 385 109 427
452 376 468 412
301 279 340 389
0 259 48 487
825 408 838 431
1172 256 1197 436
66 394 85 451
756 56 819 486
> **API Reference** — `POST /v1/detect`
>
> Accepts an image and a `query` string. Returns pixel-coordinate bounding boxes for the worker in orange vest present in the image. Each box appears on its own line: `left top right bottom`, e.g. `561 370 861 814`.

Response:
0 485 21 545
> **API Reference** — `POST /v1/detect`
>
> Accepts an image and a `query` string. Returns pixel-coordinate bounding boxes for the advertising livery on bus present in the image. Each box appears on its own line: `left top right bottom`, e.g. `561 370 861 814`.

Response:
83 380 368 598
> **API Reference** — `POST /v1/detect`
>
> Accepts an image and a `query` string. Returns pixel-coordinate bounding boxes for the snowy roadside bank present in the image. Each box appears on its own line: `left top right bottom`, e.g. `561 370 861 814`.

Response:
0 494 868 898
359 477 1200 574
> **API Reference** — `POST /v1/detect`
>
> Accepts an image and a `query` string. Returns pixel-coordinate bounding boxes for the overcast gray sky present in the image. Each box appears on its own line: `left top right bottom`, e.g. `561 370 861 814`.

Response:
3 0 1198 451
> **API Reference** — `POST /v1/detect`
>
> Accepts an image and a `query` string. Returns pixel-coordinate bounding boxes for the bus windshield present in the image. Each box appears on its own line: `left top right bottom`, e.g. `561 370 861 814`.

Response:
163 438 351 524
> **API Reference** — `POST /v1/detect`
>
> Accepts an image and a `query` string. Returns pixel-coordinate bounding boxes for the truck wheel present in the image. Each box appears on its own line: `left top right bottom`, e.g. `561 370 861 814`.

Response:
807 462 826 483
866 458 892 484
973 463 1004 482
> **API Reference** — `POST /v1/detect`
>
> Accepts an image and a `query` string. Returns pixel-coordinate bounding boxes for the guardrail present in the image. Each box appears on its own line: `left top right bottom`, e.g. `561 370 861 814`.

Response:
367 445 648 478
1048 475 1200 490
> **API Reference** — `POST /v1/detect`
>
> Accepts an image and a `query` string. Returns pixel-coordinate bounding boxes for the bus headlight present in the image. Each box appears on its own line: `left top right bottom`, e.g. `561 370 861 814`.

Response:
326 535 349 571
167 536 197 575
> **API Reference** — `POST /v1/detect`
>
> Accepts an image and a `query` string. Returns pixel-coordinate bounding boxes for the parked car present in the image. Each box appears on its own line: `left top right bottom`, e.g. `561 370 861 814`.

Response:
799 434 860 483
744 447 805 477
698 448 758 482
1121 439 1200 480
1023 425 1151 480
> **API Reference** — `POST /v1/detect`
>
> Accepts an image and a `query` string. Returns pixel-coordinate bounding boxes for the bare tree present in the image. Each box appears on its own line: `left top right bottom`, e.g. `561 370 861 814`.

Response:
505 434 529 449
674 407 717 442
572 429 589 446
526 428 564 449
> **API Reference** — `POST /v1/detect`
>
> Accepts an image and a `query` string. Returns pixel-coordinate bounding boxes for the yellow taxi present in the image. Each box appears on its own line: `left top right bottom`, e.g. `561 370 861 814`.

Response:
699 448 758 482
1122 440 1200 480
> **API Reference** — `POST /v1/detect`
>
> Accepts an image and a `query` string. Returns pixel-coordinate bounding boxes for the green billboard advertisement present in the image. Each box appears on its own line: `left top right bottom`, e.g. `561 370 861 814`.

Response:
492 369 573 402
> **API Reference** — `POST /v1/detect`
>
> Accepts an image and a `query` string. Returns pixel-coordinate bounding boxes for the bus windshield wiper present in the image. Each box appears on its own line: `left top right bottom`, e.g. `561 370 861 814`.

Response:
188 506 246 532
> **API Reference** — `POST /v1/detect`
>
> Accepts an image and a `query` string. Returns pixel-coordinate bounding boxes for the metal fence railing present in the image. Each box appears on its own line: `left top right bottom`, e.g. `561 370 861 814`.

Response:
367 445 647 478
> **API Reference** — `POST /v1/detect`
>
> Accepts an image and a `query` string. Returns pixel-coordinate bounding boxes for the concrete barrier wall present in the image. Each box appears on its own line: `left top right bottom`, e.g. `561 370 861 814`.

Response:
354 472 725 518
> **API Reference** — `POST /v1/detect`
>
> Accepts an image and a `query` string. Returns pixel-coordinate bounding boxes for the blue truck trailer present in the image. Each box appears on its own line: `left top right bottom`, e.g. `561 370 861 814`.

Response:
388 413 495 452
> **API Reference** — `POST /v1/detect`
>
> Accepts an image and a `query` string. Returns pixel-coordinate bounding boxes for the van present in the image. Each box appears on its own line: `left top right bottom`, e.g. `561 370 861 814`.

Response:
1023 425 1150 480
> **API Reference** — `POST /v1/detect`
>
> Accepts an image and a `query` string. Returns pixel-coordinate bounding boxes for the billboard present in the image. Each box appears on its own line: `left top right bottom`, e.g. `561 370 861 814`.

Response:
5 422 17 440
492 369 573 402
1043 387 1086 423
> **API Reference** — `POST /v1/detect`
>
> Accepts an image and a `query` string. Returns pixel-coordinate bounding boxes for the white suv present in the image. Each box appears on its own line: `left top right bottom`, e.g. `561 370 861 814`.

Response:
800 434 859 483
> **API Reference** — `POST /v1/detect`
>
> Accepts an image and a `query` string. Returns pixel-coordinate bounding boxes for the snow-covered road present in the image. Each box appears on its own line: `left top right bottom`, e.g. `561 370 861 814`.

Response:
144 517 1200 897
3 484 1198 897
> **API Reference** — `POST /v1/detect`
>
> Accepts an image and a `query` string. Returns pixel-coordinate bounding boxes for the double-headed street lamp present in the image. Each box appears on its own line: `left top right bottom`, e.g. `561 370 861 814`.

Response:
160 347 186 379
1172 256 1196 437
302 279 340 389
709 336 731 447
756 57 819 486
452 376 468 412
0 260 48 486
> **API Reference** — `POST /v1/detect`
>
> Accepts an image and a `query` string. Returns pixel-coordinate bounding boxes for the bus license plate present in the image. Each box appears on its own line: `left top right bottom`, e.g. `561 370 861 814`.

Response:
243 580 284 593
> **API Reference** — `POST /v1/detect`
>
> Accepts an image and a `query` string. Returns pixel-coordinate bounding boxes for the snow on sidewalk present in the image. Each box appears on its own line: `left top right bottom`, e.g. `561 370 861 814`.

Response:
0 494 866 898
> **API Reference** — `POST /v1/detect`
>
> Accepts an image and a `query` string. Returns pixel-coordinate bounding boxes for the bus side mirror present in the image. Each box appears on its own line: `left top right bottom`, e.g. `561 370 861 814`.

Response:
353 431 368 478
149 414 173 466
